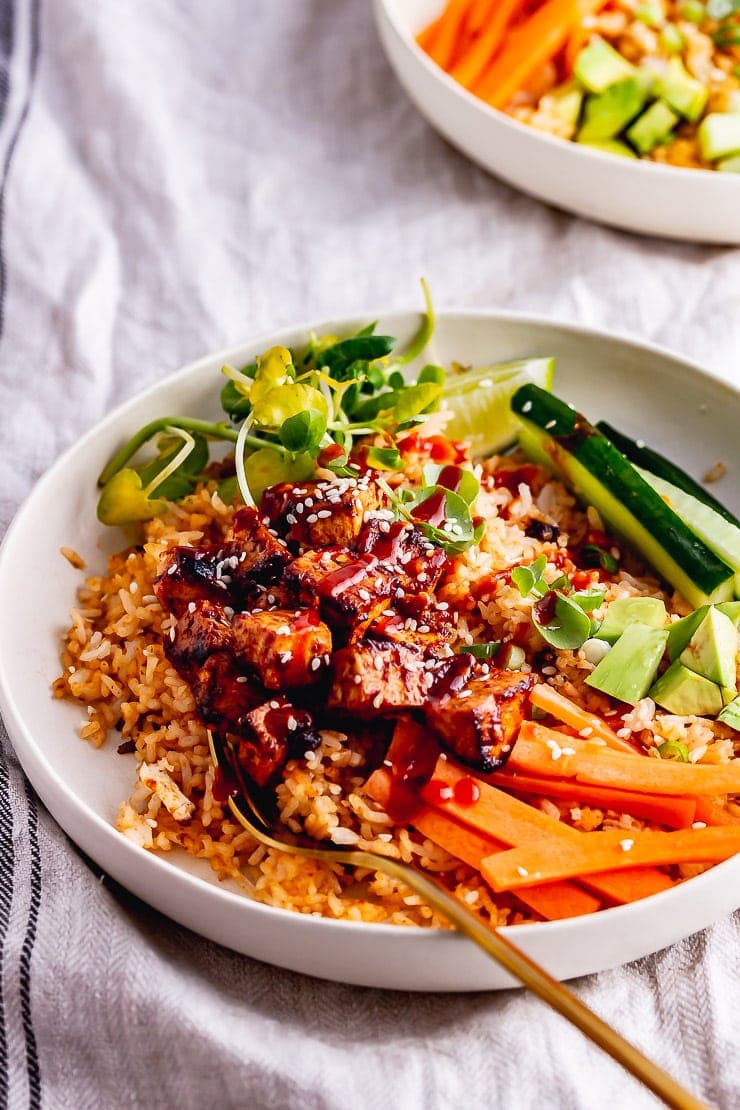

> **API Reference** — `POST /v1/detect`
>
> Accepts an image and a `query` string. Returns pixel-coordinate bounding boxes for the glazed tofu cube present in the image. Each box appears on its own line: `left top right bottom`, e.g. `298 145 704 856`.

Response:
188 652 264 729
166 599 233 677
156 510 291 615
367 600 456 657
328 642 429 715
425 664 533 772
235 697 319 787
285 549 395 640
354 519 448 593
231 608 332 689
261 477 384 549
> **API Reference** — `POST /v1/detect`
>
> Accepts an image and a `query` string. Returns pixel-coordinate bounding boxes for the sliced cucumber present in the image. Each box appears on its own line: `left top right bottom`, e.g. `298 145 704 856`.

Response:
511 385 736 607
637 468 740 598
596 421 739 528
441 357 554 458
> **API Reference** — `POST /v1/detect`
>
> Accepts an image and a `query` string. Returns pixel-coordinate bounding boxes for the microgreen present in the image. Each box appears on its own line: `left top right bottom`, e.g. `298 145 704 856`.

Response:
581 543 619 574
512 556 602 650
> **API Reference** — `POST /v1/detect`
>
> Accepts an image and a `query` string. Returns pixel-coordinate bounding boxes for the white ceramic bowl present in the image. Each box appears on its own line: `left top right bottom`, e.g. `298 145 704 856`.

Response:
375 0 740 243
1 308 739 991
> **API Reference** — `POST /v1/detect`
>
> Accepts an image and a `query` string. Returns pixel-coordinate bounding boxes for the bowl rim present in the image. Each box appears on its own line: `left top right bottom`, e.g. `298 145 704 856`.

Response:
376 0 738 188
1 304 738 955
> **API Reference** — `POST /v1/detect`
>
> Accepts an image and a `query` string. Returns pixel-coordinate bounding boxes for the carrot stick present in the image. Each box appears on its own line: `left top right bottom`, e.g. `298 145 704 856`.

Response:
489 770 697 829
530 683 636 752
431 758 674 903
417 15 444 54
364 767 601 920
424 0 474 71
694 797 740 827
449 0 523 89
473 0 580 108
511 722 740 798
466 0 501 34
481 826 740 891
563 0 612 74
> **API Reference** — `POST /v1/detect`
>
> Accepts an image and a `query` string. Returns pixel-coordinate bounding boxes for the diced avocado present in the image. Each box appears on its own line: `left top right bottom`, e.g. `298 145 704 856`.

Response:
698 113 740 161
718 154 740 173
586 623 668 705
718 696 740 729
596 597 667 643
722 686 738 706
578 79 646 142
654 58 708 123
679 606 738 690
637 469 740 597
667 606 709 660
650 661 724 716
717 601 740 626
574 37 637 94
578 138 638 158
548 83 584 128
626 100 680 154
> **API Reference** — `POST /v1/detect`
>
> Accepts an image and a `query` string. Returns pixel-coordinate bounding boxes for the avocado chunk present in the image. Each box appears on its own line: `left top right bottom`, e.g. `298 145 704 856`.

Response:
718 154 740 173
654 57 708 123
586 623 668 705
578 138 638 158
717 601 740 626
679 606 738 690
596 597 668 643
547 83 584 129
649 660 724 716
627 100 680 154
718 696 740 730
698 113 740 161
578 79 646 142
574 37 637 93
667 606 709 660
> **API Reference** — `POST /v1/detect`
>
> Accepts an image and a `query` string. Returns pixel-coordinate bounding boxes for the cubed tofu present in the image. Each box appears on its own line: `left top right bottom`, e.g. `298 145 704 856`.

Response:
261 477 384 549
155 512 291 615
329 642 429 715
231 608 332 689
234 697 319 786
166 598 233 678
285 549 395 640
354 519 448 593
367 600 456 656
188 652 264 729
425 663 533 772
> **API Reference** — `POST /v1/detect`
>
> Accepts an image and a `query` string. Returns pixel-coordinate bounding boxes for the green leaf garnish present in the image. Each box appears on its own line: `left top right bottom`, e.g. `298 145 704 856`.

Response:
511 555 548 599
533 592 593 650
571 587 607 612
581 543 619 574
279 409 328 453
365 446 403 471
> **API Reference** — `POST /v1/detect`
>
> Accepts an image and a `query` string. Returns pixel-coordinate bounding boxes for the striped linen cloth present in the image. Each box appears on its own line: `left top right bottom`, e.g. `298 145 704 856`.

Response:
0 1 739 1107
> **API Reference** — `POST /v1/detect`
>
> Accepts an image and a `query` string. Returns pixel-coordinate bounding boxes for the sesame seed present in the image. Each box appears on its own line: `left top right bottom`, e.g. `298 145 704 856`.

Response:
517 866 529 877
287 716 297 731
521 400 533 413
276 625 291 635
188 602 196 613
306 514 318 524
692 821 707 829
353 674 362 685
236 676 248 684
372 693 384 709
317 510 332 519
130 581 138 594
286 513 297 525
310 657 321 671
279 652 292 664
269 700 280 709
619 839 634 852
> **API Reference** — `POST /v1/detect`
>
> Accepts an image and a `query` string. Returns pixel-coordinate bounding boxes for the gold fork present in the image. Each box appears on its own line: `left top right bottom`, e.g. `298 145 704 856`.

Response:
208 731 709 1110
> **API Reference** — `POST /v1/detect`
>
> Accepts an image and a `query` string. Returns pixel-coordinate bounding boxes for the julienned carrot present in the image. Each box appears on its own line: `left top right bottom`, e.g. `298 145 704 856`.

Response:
563 0 611 74
417 15 444 54
530 683 635 752
431 758 674 903
512 722 740 798
364 767 602 920
481 826 740 891
694 797 740 827
489 770 697 829
423 0 473 71
449 0 523 89
473 0 580 109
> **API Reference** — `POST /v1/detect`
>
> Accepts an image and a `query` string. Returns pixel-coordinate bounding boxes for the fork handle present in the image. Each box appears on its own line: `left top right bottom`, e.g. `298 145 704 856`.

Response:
343 850 709 1110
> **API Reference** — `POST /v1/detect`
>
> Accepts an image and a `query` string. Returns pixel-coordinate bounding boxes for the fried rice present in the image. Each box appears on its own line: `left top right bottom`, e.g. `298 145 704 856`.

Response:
53 454 739 929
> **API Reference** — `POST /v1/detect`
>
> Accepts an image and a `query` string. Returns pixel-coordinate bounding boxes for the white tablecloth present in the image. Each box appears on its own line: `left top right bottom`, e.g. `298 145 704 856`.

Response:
0 1 738 1107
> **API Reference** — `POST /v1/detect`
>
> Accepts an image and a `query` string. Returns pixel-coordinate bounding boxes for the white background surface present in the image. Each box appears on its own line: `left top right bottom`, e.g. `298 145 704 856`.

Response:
0 1 738 1107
